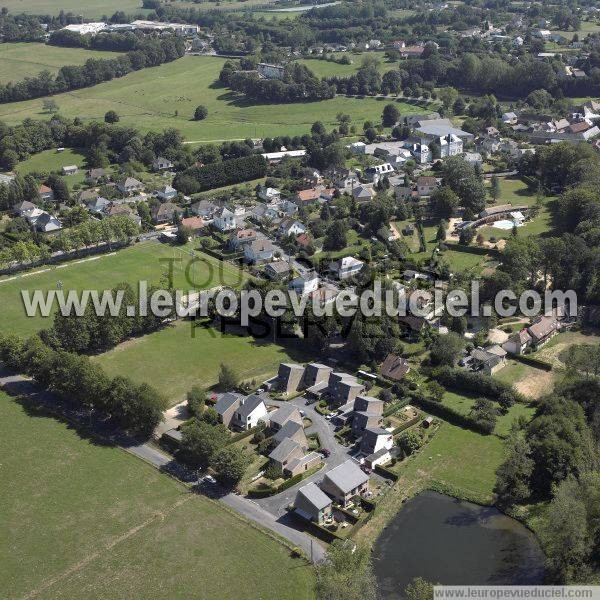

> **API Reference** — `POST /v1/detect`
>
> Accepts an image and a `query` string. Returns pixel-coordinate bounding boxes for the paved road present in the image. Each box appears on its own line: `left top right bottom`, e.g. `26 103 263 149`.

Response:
256 395 356 517
0 366 326 563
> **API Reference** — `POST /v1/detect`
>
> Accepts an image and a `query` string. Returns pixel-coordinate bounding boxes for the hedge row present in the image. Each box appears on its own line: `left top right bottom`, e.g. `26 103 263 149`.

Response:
374 464 399 481
433 366 523 404
508 353 553 372
382 399 409 418
247 463 322 497
228 423 264 444
445 241 501 258
408 395 493 435
392 415 420 435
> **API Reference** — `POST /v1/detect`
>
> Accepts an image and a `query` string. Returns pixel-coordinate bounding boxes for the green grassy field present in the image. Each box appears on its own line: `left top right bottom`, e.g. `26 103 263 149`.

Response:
17 147 87 175
0 0 150 19
0 43 120 84
0 55 430 141
0 241 247 338
0 391 315 600
94 320 311 404
299 53 396 78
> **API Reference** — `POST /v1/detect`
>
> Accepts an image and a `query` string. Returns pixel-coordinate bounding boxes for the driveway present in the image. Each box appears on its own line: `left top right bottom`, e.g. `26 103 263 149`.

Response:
256 395 356 517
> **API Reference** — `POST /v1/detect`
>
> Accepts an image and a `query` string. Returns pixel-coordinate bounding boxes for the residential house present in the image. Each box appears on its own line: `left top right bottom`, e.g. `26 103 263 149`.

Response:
400 45 425 58
502 112 518 125
152 202 181 224
34 212 62 233
352 184 376 202
278 218 306 238
294 482 333 524
231 394 268 430
279 199 298 216
244 239 275 263
213 207 237 231
257 186 281 202
294 187 335 205
277 363 305 395
86 196 111 214
469 345 507 375
269 404 304 431
85 168 107 184
327 167 360 193
364 163 395 183
329 256 365 280
215 392 245 427
251 203 279 224
38 184 54 202
117 177 144 196
289 272 319 297
152 156 174 171
264 261 291 280
106 204 142 227
309 284 339 308
527 316 559 350
228 228 257 251
273 420 307 447
503 328 533 355
360 427 394 468
352 395 384 436
157 185 177 201
328 372 365 407
379 353 410 382
191 199 216 218
262 149 307 164
61 165 78 175
302 363 333 393
320 460 369 507
13 200 36 217
416 176 438 197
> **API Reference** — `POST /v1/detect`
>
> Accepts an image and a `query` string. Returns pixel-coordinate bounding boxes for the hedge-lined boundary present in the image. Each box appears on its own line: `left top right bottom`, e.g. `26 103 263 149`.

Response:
445 241 501 258
374 463 399 481
508 353 553 371
392 415 420 435
247 462 323 498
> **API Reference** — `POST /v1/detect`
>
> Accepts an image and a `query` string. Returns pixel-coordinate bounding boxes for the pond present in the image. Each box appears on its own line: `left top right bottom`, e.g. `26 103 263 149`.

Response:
373 491 545 599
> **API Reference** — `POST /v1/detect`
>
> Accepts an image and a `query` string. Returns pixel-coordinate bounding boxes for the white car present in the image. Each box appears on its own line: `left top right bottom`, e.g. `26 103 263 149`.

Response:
201 475 216 484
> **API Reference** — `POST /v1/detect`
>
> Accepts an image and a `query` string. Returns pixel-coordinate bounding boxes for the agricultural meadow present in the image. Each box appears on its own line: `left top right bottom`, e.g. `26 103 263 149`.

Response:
0 43 121 84
0 54 431 141
0 0 151 20
0 241 247 338
0 391 315 599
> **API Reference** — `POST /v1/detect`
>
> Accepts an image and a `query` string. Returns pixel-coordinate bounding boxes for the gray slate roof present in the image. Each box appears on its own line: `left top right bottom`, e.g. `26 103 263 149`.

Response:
270 404 301 428
215 392 243 414
273 420 304 444
237 394 265 420
269 437 302 463
297 482 332 510
323 459 368 494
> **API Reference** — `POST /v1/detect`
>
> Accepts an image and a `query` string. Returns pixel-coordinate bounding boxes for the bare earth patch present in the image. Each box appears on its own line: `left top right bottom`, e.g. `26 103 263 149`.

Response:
514 369 554 399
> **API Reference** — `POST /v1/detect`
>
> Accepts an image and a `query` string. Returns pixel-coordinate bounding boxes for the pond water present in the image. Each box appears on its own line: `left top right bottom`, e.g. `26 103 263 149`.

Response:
373 491 545 599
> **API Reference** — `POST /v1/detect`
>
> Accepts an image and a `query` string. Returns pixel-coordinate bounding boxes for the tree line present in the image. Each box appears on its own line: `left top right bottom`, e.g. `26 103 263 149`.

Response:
0 333 167 436
173 154 268 194
0 36 185 104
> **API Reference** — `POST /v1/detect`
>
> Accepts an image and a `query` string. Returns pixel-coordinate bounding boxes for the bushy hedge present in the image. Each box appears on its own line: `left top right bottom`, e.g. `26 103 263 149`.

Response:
248 463 322 497
374 464 399 481
174 154 267 194
0 334 167 437
433 366 523 404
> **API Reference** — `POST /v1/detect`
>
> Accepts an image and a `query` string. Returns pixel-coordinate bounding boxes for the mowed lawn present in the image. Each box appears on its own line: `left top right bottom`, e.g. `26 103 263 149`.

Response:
0 55 430 140
17 147 87 174
0 392 314 600
94 320 311 404
0 43 121 84
0 241 247 338
0 0 151 19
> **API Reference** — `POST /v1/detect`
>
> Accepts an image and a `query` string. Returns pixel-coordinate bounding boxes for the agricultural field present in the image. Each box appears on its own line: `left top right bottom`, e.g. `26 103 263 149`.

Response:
299 53 397 78
94 320 311 405
16 147 87 183
0 43 121 84
0 55 431 141
0 0 151 19
0 241 247 338
494 359 555 400
0 391 315 600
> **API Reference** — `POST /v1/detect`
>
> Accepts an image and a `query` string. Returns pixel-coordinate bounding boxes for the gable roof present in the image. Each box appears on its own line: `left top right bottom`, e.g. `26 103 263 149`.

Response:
269 437 302 463
215 392 243 415
296 482 332 510
273 420 305 445
380 354 410 381
237 394 265 420
323 459 368 494
270 404 302 428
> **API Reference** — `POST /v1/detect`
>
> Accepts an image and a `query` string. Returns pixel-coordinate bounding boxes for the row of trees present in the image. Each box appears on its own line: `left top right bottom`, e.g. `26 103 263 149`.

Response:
173 154 268 194
0 334 167 436
0 36 185 104
0 215 139 269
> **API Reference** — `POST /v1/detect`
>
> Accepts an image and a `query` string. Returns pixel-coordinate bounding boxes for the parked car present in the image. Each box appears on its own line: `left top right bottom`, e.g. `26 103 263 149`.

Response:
201 475 216 484
320 448 331 457
360 465 372 474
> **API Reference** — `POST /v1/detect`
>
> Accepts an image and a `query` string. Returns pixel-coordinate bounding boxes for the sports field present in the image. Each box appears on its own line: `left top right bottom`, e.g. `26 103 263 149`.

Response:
0 391 315 599
0 43 121 84
0 55 430 140
94 320 311 404
0 0 151 19
0 241 247 338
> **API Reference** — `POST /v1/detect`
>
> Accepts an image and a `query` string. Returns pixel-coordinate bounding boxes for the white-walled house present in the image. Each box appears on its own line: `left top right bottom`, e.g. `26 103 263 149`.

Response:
288 273 319 296
329 256 365 280
232 394 268 430
278 219 306 237
213 207 237 231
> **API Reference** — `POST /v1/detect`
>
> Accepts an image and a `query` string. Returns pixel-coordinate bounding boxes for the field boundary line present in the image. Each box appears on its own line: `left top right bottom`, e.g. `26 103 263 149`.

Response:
21 494 194 600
